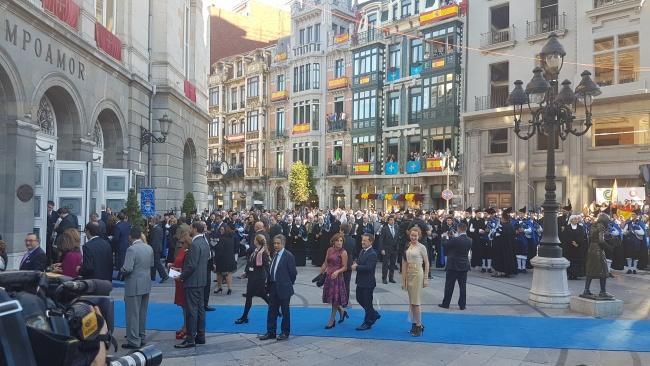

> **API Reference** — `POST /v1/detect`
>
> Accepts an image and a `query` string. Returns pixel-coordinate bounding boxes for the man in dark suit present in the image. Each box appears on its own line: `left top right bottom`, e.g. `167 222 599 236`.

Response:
89 213 107 239
341 223 356 302
46 201 58 264
352 233 380 330
259 234 297 341
80 222 113 281
149 216 169 283
379 216 399 284
19 233 47 271
112 213 130 270
439 222 472 310
269 217 283 245
175 222 210 348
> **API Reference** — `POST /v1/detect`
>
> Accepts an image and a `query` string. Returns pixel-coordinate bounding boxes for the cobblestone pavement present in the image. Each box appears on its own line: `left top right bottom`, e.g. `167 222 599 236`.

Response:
109 263 650 366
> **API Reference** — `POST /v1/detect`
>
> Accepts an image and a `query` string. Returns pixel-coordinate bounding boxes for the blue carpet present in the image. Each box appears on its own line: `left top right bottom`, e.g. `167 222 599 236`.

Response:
113 301 650 352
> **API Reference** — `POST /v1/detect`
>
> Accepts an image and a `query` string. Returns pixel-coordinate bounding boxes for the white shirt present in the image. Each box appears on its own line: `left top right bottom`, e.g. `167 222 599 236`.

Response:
272 248 285 281
192 234 203 241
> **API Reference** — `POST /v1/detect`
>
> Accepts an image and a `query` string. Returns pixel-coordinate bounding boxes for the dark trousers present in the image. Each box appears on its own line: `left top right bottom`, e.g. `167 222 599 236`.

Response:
343 270 352 302
441 270 468 308
204 261 212 307
151 251 168 281
242 293 270 319
184 287 206 343
356 286 379 324
267 285 291 335
382 251 397 280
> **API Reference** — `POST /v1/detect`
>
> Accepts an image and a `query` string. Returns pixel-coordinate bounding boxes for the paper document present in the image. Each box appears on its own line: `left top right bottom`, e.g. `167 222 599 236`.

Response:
168 268 181 279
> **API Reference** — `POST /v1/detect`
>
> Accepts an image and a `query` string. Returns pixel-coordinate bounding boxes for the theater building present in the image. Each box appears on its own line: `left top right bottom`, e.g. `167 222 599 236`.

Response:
0 0 210 267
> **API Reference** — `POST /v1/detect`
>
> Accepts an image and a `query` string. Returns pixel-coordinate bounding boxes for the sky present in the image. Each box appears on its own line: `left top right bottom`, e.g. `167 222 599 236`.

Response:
210 0 290 10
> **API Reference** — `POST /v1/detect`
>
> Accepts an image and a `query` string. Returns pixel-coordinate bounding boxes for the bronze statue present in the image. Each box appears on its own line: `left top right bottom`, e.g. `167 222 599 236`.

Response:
581 213 615 300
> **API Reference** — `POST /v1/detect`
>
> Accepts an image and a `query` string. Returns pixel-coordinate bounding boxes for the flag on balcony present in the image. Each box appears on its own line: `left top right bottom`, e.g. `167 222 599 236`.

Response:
95 22 122 61
184 80 197 103
43 0 80 29
385 162 399 175
406 160 421 174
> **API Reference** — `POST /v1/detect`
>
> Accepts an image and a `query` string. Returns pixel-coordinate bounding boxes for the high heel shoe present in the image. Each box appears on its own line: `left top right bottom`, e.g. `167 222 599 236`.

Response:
227 289 232 295
235 317 249 324
214 288 223 294
325 321 336 329
338 310 349 324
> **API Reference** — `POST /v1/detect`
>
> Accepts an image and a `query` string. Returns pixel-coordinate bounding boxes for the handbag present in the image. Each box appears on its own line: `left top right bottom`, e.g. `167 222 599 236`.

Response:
312 272 326 287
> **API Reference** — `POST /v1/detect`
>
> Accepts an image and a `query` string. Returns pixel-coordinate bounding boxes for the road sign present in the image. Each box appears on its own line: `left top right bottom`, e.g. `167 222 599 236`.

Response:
441 189 454 201
140 188 155 217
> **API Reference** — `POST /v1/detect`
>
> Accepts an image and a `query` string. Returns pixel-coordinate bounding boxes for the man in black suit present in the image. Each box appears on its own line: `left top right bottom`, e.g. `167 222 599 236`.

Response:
19 233 47 271
439 222 472 310
80 222 113 281
259 234 297 341
379 216 399 284
46 201 58 264
352 233 380 330
269 216 283 243
150 216 169 283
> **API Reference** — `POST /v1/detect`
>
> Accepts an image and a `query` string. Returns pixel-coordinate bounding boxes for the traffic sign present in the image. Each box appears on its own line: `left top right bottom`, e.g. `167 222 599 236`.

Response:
441 189 454 201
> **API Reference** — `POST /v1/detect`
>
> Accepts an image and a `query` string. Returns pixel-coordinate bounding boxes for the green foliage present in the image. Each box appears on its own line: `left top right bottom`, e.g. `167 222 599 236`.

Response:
182 192 197 217
289 161 315 206
123 188 146 232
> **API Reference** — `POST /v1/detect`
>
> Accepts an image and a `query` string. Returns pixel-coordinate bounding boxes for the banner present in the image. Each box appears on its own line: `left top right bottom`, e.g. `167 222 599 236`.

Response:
140 188 156 217
595 187 645 204
43 0 80 29
95 22 122 61
385 162 399 175
406 160 421 174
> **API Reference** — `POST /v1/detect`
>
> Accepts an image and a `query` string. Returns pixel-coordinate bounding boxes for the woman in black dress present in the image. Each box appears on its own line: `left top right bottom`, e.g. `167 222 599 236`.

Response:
235 234 270 324
492 212 518 278
214 224 237 295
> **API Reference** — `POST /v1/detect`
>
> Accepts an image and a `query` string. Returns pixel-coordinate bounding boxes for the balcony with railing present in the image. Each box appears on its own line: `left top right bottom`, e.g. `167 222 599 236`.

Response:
327 163 349 176
480 26 516 50
412 105 458 126
267 168 288 179
526 13 566 40
327 76 349 90
245 167 262 178
327 115 348 133
351 30 382 47
421 51 461 75
246 130 262 140
224 134 245 143
474 89 510 111
292 43 322 57
330 33 351 49
270 129 290 140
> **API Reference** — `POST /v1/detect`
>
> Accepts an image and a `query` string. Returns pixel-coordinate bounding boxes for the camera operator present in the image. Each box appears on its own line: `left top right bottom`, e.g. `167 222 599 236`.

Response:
90 306 109 366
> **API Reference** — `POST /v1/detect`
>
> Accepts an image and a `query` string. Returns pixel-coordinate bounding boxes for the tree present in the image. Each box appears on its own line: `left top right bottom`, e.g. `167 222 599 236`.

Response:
123 188 146 232
182 192 197 218
289 161 315 207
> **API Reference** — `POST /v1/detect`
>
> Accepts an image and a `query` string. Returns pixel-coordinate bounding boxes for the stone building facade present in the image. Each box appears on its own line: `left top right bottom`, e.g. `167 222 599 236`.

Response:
0 0 210 267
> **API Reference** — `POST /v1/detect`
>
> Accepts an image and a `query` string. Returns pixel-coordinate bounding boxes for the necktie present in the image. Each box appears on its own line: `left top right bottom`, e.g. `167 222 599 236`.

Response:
271 253 280 281
390 226 394 238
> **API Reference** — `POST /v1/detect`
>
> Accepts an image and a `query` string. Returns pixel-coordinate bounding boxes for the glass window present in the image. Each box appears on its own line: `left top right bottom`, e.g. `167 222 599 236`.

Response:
183 2 190 78
236 61 243 77
314 23 321 43
209 88 219 107
276 108 285 131
246 143 258 168
313 63 320 89
352 90 377 129
239 86 246 108
106 176 126 192
230 88 237 111
489 128 509 154
277 74 285 91
593 114 649 147
95 0 116 32
409 87 422 122
60 170 83 189
311 101 320 131
388 91 400 127
335 59 344 78
401 0 411 17
209 119 219 137
594 32 639 86
293 67 298 92
247 111 259 131
247 76 259 98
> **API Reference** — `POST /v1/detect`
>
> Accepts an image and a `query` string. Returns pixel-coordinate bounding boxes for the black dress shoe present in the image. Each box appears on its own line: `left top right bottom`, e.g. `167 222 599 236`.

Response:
438 304 449 309
276 334 290 341
389 278 396 283
121 343 140 350
382 279 388 284
356 323 371 331
174 341 196 349
205 306 216 311
195 338 206 345
459 306 466 310
258 333 276 341
235 317 249 324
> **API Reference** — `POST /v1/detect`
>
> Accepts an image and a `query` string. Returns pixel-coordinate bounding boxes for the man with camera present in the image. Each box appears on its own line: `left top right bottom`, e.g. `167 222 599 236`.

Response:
120 226 154 349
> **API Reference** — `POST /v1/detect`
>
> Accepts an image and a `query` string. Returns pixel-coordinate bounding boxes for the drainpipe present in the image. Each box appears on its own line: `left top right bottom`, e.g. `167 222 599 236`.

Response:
147 0 155 188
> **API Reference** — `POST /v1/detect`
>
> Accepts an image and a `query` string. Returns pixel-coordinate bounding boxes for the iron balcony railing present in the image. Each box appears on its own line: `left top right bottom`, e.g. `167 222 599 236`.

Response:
474 91 510 111
480 26 515 48
292 43 322 57
327 118 348 133
526 13 566 39
270 129 289 139
351 29 382 47
268 168 288 178
327 163 349 176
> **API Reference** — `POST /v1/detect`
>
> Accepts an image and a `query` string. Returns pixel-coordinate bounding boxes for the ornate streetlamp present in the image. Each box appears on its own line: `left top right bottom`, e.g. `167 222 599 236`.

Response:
507 33 601 307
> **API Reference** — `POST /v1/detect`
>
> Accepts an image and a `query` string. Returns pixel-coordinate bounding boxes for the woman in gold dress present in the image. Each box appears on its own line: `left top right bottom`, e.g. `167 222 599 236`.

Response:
401 226 429 337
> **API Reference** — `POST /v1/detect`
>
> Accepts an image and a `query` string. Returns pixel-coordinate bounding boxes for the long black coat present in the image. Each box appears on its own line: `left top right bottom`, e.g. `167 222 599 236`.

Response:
214 233 237 273
492 222 517 275
562 225 586 261
245 247 270 297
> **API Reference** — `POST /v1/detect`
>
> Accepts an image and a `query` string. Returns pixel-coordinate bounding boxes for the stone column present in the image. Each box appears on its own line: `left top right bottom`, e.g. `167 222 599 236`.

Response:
2 119 39 268
78 0 98 45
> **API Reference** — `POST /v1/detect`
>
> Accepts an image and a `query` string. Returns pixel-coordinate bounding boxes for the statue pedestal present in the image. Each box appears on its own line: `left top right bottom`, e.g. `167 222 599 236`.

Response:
570 296 623 317
528 256 571 308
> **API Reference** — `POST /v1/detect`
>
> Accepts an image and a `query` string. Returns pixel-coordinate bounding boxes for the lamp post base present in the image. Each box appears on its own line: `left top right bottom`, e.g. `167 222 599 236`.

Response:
528 255 571 309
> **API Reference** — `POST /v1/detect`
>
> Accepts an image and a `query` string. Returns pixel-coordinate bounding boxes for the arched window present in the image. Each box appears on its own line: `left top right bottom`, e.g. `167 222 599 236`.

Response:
37 96 56 136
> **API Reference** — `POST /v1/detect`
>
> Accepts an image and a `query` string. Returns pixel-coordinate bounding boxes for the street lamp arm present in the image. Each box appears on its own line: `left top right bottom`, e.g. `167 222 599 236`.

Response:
140 126 167 148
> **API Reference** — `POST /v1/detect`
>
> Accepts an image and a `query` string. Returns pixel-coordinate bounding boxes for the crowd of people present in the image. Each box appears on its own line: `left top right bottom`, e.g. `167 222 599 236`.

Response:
3 197 648 347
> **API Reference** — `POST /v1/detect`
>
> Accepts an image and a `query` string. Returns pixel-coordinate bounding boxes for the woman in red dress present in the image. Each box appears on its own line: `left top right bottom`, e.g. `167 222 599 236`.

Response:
170 223 191 339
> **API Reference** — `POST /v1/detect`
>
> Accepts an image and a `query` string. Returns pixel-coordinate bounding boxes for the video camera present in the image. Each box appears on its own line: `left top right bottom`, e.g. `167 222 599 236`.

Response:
0 271 162 366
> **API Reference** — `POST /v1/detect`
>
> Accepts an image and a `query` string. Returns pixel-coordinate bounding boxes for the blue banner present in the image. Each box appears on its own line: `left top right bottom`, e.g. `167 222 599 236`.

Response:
385 162 399 175
140 188 155 217
406 160 421 174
